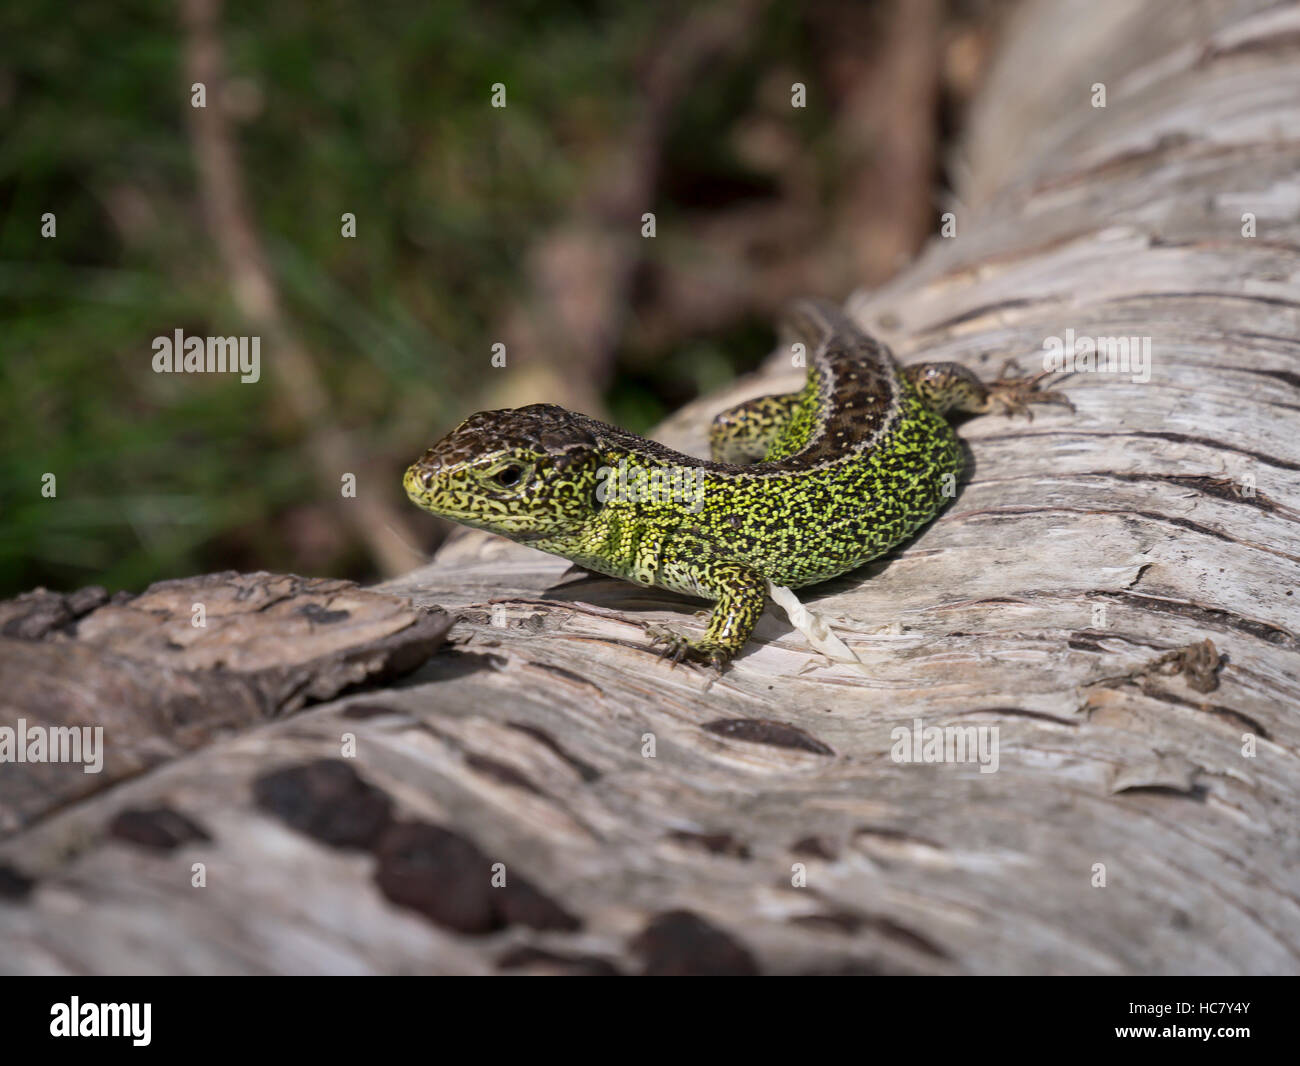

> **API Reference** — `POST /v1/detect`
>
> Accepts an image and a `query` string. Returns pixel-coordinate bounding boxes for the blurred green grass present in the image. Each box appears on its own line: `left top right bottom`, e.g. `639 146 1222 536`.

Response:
0 0 835 597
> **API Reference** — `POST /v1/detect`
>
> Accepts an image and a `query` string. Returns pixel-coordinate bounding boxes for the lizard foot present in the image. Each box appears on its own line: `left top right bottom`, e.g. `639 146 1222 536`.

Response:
645 624 730 674
986 361 1075 421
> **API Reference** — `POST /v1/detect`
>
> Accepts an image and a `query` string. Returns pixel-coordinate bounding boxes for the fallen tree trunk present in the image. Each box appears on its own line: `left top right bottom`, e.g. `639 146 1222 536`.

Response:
2 0 1298 974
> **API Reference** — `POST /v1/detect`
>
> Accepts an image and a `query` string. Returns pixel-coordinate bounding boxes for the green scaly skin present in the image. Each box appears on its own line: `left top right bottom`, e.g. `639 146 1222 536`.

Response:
404 300 1072 669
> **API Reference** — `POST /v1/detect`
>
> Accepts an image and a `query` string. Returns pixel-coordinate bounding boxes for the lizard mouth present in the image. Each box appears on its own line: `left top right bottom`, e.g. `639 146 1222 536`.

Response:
402 464 436 505
402 462 508 526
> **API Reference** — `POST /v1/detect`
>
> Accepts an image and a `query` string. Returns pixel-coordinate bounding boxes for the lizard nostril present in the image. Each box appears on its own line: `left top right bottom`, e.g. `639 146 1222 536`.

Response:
421 470 434 489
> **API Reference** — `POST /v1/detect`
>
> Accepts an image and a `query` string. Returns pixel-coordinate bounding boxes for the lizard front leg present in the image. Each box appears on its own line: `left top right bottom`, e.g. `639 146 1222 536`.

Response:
645 557 767 671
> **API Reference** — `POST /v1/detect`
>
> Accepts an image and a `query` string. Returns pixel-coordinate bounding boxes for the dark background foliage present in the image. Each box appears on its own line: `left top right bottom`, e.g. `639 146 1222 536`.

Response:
0 0 1005 597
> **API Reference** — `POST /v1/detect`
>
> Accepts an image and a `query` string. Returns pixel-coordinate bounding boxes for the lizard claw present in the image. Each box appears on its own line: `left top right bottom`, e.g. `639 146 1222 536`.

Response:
645 624 688 669
988 367 1075 419
645 624 731 674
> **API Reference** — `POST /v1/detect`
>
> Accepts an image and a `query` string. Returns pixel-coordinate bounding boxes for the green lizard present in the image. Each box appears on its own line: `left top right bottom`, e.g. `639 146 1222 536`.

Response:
404 300 1072 669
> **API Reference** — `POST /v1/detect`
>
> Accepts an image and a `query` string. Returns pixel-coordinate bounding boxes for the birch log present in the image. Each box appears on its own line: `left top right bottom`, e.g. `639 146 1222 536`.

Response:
2 0 1298 975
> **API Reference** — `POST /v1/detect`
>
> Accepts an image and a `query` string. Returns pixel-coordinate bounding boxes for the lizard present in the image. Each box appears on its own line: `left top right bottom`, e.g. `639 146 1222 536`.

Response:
403 300 1072 670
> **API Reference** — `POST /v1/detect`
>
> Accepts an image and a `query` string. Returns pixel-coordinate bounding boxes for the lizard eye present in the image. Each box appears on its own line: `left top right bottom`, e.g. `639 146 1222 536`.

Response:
493 464 525 487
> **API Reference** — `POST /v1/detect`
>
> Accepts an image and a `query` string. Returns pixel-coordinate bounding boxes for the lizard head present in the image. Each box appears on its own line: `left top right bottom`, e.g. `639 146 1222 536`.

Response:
404 403 605 540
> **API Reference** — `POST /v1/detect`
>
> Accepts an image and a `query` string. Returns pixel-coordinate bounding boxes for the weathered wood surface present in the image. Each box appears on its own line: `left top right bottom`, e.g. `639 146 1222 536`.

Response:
3 0 1299 974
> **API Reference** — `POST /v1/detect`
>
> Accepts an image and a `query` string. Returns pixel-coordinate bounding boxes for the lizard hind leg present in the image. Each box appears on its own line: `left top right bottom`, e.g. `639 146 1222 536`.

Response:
708 392 802 464
905 361 1074 420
